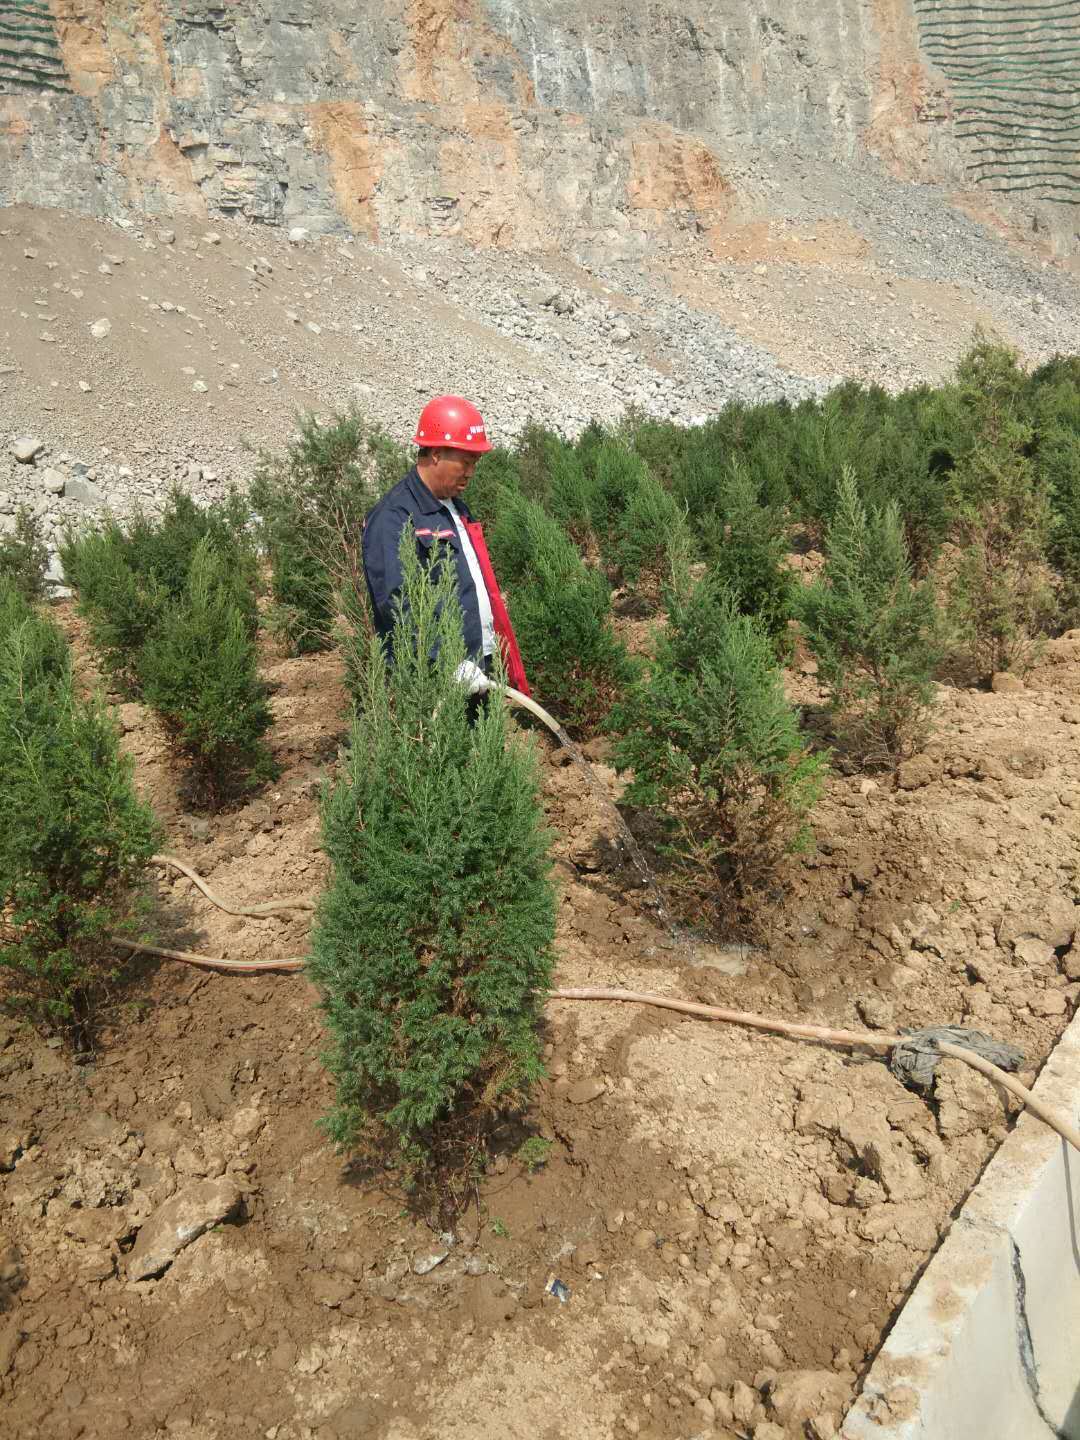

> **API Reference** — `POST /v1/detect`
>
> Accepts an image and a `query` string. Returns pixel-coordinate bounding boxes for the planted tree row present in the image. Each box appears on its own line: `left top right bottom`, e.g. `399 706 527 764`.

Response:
6 337 1080 1212
60 491 275 809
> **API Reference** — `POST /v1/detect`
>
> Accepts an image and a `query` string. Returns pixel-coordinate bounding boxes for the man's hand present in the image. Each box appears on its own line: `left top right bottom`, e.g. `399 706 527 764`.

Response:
454 660 490 695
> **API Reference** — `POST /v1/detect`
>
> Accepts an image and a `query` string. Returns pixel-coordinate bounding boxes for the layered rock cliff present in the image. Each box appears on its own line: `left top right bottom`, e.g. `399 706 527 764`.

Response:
0 0 1077 255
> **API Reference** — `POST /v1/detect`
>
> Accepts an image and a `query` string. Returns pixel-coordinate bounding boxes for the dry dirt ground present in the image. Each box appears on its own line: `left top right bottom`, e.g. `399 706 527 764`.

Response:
2 610 1080 1440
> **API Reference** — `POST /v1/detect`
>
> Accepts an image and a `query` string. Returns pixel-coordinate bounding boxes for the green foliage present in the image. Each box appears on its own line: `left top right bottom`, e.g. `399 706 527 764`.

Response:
1044 438 1080 625
608 469 691 600
251 408 408 655
487 484 547 588
669 403 796 520
590 439 651 539
489 490 632 735
944 345 1057 681
702 462 795 644
503 424 599 541
0 507 48 602
464 446 521 527
138 540 275 809
514 421 568 506
766 382 958 569
61 490 257 691
511 572 632 736
624 409 692 490
517 1136 553 1172
546 444 597 543
800 468 942 765
309 533 555 1207
60 522 166 689
0 582 68 686
662 382 961 574
954 334 1028 413
0 583 159 1029
1029 356 1080 626
123 489 257 615
573 418 613 482
614 576 824 931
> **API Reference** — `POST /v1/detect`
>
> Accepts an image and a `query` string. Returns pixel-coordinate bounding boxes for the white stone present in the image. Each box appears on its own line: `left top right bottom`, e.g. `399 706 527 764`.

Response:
12 435 43 464
127 1178 242 1281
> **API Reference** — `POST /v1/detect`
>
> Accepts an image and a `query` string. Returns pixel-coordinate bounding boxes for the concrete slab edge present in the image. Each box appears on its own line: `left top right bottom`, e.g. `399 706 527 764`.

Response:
843 1009 1080 1440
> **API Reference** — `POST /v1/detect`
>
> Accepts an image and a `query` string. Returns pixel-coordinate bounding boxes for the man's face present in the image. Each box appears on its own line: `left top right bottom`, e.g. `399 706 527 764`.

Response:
423 447 479 501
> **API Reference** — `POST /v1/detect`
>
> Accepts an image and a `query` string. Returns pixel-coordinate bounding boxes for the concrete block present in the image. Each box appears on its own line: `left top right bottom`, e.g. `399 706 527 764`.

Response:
844 1012 1080 1439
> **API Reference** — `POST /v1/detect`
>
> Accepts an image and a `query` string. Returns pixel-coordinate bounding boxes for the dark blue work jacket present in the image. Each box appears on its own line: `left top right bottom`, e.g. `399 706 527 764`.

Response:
362 467 486 660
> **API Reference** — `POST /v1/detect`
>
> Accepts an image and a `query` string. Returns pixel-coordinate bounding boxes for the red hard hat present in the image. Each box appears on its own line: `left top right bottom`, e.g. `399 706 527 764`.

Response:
413 395 493 453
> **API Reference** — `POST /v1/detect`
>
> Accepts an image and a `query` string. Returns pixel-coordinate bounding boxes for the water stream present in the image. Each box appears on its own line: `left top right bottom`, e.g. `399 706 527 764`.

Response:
504 686 753 977
551 724 677 934
544 719 752 979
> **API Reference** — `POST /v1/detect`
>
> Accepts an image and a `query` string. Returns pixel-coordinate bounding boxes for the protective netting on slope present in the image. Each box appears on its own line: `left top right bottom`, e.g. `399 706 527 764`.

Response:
914 0 1080 205
0 0 70 94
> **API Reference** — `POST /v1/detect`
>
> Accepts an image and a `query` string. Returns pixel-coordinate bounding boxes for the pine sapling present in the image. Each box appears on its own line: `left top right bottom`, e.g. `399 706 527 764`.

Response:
931 337 1056 680
591 439 651 541
309 532 556 1215
61 490 257 691
944 412 1057 682
704 461 795 646
1042 426 1080 627
0 507 49 602
251 409 408 654
489 490 632 734
610 471 692 604
0 583 159 1031
463 447 522 529
614 575 824 933
800 467 942 765
138 538 274 808
60 522 166 691
546 445 598 546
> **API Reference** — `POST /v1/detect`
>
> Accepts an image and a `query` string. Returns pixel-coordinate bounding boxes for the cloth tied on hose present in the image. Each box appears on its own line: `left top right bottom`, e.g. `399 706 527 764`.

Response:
889 1025 1026 1094
462 517 530 697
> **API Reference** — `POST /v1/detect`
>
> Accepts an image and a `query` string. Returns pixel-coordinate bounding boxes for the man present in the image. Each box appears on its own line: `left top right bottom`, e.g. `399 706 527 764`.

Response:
362 394 529 698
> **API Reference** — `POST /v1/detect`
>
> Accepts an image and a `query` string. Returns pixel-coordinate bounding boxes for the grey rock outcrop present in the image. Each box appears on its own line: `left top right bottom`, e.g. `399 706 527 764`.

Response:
65 476 104 507
0 2 1075 254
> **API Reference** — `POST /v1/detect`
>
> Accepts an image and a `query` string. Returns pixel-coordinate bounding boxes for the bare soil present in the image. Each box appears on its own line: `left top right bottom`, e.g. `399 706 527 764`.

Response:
2 610 1079 1440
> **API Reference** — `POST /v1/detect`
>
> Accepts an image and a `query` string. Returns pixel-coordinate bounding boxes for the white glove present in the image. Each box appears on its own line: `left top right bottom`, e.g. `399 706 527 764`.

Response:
454 660 490 695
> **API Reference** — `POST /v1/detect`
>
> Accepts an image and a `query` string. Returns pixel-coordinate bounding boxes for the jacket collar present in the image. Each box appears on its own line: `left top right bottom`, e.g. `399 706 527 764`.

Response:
403 466 471 520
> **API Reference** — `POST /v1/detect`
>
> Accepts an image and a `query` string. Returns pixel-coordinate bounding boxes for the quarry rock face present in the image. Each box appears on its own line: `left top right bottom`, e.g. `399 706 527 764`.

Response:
0 1 1076 252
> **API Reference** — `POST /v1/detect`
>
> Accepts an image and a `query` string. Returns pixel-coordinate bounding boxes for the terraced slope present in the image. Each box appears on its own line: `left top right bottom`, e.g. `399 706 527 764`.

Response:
0 0 69 94
915 0 1080 204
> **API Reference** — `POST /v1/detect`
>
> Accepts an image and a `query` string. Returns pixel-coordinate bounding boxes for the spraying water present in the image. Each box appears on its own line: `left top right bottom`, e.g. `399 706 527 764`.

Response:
502 685 753 979
500 685 672 923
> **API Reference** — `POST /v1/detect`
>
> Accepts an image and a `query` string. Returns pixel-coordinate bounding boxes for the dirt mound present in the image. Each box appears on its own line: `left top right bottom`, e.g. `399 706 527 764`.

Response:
1 616 1078 1439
